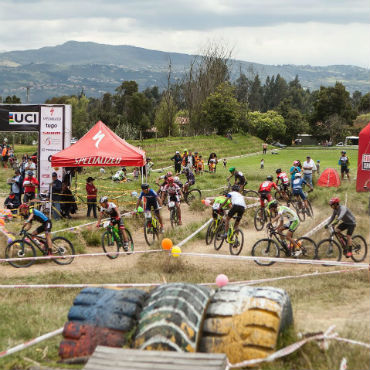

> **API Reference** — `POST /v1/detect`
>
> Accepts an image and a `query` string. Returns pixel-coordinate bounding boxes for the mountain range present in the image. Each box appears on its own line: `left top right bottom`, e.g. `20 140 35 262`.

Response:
0 41 368 103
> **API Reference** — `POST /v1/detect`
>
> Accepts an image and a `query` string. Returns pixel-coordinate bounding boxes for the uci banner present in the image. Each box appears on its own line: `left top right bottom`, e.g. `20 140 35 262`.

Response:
0 104 40 131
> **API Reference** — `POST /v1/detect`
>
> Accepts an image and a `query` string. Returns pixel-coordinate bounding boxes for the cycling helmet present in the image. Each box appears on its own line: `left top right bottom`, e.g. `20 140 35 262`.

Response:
182 167 190 173
141 183 149 190
268 200 278 209
341 151 346 154
131 191 138 198
295 172 302 177
99 196 108 204
167 177 174 184
19 203 29 212
276 168 281 174
166 171 173 177
266 175 273 181
173 176 180 182
27 170 33 176
229 167 235 173
231 184 239 191
329 197 340 206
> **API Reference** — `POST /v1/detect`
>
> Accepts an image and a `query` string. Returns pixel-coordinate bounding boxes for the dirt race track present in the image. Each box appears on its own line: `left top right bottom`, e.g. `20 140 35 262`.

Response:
1 203 369 337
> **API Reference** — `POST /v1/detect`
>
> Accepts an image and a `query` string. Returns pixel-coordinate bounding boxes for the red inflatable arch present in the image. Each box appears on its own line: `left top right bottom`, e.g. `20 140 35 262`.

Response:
356 122 370 192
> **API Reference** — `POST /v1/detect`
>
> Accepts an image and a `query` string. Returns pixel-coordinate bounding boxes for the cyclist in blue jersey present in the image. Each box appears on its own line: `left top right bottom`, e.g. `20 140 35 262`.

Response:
182 167 195 194
135 183 164 232
291 172 313 212
19 203 53 254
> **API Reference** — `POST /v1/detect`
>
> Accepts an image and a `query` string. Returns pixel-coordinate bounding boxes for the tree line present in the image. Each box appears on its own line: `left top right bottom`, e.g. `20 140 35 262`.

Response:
2 46 370 144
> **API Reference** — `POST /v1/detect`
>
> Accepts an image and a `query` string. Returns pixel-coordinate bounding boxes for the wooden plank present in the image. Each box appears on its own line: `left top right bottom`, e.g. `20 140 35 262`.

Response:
84 346 227 370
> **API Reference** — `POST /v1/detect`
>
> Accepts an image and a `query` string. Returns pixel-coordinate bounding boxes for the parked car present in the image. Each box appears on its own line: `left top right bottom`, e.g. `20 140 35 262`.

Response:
271 142 287 148
70 137 78 144
336 142 344 146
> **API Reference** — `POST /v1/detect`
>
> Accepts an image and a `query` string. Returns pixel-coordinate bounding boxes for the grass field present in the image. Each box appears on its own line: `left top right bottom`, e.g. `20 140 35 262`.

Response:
0 138 369 370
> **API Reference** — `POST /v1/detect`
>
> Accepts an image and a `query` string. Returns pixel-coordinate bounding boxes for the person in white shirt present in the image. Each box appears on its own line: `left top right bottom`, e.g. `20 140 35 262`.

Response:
220 185 246 236
302 155 316 187
25 157 36 176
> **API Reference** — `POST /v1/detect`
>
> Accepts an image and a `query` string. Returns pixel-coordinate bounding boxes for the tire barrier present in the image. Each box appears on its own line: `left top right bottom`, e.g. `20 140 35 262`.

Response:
59 287 147 360
134 283 212 352
199 286 293 364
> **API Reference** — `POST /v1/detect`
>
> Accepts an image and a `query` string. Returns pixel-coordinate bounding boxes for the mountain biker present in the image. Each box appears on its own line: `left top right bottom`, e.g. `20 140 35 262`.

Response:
182 167 195 195
136 183 164 232
162 177 183 225
325 197 356 257
276 169 290 202
291 172 313 213
258 176 278 207
227 167 246 192
267 200 301 256
339 150 350 181
155 171 173 197
96 196 129 251
210 195 231 220
19 203 53 254
173 176 183 189
220 184 246 238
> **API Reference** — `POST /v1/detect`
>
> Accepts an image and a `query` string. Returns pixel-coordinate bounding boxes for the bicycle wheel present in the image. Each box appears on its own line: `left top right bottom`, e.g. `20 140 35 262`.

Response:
316 239 342 262
292 201 305 222
125 229 134 255
351 235 367 262
254 207 266 231
296 237 317 259
243 190 259 198
206 220 216 245
274 190 283 201
229 229 244 255
144 220 158 246
52 237 75 265
102 230 119 259
170 208 178 228
214 222 226 251
5 240 36 268
306 200 313 218
185 188 202 204
251 239 280 266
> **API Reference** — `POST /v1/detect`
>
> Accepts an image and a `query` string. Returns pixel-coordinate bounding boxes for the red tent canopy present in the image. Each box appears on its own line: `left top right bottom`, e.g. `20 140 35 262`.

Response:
51 121 146 167
356 122 370 192
317 168 341 187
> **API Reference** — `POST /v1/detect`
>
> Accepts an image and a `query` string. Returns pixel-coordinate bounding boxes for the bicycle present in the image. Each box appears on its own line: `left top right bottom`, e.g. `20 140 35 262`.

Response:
205 209 223 245
290 192 313 221
226 180 259 199
274 184 292 205
144 209 161 246
213 218 244 255
5 228 75 268
100 220 134 259
253 201 272 231
183 186 202 204
168 200 180 228
316 224 367 262
251 224 317 266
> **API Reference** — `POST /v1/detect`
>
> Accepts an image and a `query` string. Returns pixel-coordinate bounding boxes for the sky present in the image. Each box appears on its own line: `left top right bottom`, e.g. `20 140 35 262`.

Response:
0 0 369 68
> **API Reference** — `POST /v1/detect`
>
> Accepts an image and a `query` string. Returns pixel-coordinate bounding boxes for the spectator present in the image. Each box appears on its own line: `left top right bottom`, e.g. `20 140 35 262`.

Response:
25 157 36 176
262 142 268 154
23 171 39 203
4 191 20 211
60 183 77 219
260 158 264 169
19 155 28 178
171 151 182 174
302 155 316 187
316 160 321 175
1 143 9 168
86 177 97 218
339 150 350 181
51 172 62 220
186 150 195 170
223 158 227 169
9 169 23 203
133 167 140 180
289 161 301 187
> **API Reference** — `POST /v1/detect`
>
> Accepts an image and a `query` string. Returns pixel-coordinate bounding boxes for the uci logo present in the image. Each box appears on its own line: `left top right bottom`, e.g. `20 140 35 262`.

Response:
9 112 39 125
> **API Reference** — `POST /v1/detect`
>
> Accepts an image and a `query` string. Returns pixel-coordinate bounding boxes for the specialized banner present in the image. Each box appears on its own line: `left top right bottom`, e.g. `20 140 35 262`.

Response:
38 106 65 192
0 104 39 131
356 122 370 192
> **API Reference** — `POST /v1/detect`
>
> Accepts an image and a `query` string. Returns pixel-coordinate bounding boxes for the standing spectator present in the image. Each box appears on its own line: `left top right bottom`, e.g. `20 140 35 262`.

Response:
51 172 62 220
60 183 77 219
19 155 28 178
133 167 140 180
1 144 9 168
10 169 23 203
4 191 21 211
316 160 321 175
23 171 39 203
208 153 218 172
86 177 97 218
339 150 350 181
289 161 301 187
223 158 227 169
262 142 268 154
260 158 264 169
302 155 316 187
171 151 182 174
196 155 205 174
186 150 195 170
25 157 36 176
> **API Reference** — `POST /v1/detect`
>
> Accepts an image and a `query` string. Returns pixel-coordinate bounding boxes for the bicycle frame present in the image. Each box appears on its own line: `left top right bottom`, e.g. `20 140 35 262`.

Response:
20 231 48 254
266 226 290 255
328 225 347 249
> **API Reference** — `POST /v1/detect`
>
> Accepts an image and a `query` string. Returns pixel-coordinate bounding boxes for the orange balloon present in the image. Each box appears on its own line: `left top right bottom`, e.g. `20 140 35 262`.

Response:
0 218 5 226
161 238 173 250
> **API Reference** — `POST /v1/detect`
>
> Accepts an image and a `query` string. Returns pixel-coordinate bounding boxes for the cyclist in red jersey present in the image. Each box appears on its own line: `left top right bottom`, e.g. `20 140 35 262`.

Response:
275 168 290 202
258 176 278 207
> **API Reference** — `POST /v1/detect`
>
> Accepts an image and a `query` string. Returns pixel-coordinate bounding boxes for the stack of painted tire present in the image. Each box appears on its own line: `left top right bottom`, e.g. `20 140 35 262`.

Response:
59 287 147 360
59 284 293 363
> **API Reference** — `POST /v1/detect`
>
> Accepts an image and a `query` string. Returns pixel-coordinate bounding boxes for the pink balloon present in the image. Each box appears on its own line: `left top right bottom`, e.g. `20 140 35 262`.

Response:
215 274 229 288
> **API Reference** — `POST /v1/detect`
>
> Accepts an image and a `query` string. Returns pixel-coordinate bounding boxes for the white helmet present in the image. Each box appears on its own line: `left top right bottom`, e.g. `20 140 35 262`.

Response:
295 172 302 177
174 176 180 182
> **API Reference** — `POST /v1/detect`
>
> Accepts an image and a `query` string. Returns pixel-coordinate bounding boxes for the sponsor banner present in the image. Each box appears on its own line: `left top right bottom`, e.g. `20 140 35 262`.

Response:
362 154 370 171
38 106 64 192
0 104 39 131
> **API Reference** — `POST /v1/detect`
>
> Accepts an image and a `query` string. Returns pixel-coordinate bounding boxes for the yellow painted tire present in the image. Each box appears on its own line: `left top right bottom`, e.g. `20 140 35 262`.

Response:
199 286 293 364
134 283 212 352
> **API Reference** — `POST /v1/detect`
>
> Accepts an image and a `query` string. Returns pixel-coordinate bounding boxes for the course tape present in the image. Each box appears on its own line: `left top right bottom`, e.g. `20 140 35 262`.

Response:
303 216 331 238
0 249 163 263
226 326 370 369
0 267 365 289
0 327 63 359
177 218 212 248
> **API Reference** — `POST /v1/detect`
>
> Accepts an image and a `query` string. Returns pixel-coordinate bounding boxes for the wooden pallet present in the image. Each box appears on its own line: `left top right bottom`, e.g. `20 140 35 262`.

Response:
84 346 228 370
